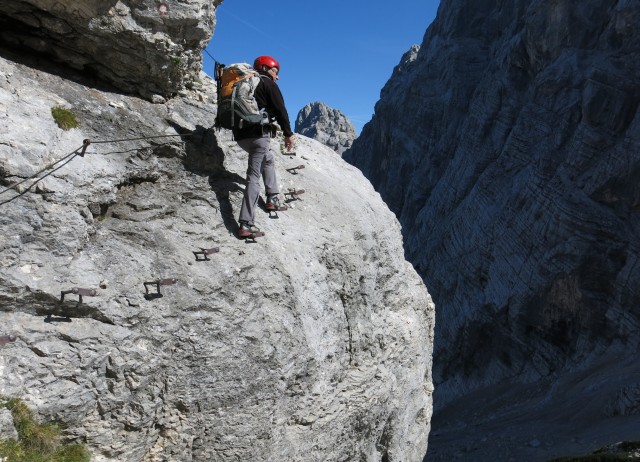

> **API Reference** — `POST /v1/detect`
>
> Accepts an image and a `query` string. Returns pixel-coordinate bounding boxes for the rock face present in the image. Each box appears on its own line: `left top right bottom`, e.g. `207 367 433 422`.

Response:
0 409 18 441
345 0 640 460
295 102 356 156
0 0 221 98
0 48 434 461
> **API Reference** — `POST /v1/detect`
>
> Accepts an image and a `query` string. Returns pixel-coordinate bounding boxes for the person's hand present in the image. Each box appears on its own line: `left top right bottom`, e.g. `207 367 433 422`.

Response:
284 135 295 151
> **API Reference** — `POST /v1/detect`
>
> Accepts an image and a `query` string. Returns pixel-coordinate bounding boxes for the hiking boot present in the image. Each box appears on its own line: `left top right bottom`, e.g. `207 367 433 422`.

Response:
265 194 280 211
238 222 260 238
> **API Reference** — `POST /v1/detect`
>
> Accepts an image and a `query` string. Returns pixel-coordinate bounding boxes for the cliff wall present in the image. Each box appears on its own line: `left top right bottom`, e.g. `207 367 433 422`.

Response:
345 0 640 460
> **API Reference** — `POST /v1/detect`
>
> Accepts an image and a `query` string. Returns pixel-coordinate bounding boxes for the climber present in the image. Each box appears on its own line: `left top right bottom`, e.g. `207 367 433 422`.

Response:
235 55 295 238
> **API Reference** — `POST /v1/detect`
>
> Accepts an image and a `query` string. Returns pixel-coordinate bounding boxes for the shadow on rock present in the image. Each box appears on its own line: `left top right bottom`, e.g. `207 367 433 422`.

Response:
180 124 246 235
180 124 225 175
209 175 245 236
0 42 123 97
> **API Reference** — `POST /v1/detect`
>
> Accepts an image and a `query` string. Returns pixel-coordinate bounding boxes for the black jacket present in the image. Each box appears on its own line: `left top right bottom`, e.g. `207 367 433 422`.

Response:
232 71 294 140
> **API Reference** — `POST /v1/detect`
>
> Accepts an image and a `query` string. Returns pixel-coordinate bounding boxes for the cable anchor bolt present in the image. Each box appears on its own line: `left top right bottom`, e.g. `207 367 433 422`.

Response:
79 139 91 157
0 335 17 346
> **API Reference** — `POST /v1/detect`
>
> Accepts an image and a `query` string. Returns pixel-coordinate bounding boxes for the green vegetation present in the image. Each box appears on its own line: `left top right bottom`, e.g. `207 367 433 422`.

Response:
51 106 79 131
548 441 640 461
0 397 90 462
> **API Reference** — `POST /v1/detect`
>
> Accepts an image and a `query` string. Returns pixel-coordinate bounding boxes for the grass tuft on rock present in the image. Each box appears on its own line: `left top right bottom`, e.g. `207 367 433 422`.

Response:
51 106 79 130
0 397 90 462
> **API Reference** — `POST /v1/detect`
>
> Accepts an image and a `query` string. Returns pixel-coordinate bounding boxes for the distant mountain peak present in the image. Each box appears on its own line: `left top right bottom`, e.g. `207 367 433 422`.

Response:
295 102 356 156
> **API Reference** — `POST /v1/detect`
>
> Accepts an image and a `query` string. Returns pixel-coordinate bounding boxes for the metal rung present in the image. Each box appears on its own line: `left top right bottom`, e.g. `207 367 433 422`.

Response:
284 188 305 201
144 278 177 298
61 287 97 303
286 165 305 175
194 247 220 261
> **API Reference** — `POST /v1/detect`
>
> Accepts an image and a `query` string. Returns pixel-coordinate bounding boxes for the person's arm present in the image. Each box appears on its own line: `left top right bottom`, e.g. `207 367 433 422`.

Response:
269 84 295 150
263 79 294 137
256 77 296 149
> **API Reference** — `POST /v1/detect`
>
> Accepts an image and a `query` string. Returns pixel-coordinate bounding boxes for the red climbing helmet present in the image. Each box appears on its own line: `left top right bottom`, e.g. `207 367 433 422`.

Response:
254 55 280 72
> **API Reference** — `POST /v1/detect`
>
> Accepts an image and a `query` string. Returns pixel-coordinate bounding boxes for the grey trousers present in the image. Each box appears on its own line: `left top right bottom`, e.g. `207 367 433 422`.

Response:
238 135 279 225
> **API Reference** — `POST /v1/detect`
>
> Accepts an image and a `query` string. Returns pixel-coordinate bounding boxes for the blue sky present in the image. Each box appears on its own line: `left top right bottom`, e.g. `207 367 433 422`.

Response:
203 1 441 134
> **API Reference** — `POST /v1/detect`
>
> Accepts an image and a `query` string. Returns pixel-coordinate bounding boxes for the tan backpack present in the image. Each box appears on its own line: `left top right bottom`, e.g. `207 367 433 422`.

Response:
215 62 269 130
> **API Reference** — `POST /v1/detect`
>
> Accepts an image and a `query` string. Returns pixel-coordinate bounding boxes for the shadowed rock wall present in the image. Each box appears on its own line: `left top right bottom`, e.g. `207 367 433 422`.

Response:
345 1 640 459
347 0 640 404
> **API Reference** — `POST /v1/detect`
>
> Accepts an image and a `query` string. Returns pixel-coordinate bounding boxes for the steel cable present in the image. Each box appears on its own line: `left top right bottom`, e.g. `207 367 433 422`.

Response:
0 131 194 206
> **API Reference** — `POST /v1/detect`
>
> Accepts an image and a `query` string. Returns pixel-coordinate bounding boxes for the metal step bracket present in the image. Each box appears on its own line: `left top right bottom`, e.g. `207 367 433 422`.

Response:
286 165 305 175
144 278 177 299
60 287 97 304
242 231 265 243
284 188 305 202
49 287 98 321
268 205 288 219
194 247 220 261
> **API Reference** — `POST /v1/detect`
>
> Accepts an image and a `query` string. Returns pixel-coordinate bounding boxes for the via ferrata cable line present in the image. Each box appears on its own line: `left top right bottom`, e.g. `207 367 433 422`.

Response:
0 132 193 206
90 133 193 144
203 48 220 66
0 143 85 206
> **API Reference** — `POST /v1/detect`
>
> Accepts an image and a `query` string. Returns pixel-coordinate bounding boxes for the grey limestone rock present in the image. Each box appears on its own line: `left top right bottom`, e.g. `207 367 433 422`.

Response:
0 409 18 441
295 102 357 156
0 0 221 98
345 0 640 460
0 49 434 462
